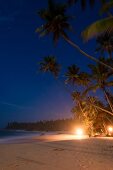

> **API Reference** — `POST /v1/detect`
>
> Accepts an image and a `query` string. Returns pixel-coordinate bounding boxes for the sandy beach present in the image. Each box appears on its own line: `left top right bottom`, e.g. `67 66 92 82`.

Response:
0 134 113 170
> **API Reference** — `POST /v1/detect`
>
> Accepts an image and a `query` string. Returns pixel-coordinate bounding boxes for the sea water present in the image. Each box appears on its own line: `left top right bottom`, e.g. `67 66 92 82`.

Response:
0 130 41 143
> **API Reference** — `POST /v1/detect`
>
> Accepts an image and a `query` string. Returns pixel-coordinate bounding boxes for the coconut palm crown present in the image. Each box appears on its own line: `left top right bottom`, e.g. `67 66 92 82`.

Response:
88 57 113 89
36 0 71 44
39 56 61 77
96 31 113 58
65 64 89 86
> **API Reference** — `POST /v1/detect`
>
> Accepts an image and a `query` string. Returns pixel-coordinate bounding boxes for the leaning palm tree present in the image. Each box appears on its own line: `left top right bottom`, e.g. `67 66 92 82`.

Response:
96 31 113 58
71 90 113 134
85 57 113 113
72 92 104 135
36 0 113 70
39 55 60 77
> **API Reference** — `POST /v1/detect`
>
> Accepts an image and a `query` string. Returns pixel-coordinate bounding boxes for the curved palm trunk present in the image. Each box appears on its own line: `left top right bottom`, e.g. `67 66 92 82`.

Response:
102 88 113 113
62 35 113 71
106 115 113 124
77 101 85 116
89 102 113 116
77 101 89 125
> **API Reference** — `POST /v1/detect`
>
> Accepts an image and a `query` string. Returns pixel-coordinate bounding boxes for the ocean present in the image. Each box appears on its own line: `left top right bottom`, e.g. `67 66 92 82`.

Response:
0 130 42 143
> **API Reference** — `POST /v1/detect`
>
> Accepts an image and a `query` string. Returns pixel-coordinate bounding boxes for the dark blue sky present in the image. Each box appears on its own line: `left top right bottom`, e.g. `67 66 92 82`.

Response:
0 0 102 128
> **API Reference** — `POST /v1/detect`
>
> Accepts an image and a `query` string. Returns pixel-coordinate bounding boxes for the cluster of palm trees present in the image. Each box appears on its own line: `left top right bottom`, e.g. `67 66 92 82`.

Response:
39 55 113 135
37 0 113 135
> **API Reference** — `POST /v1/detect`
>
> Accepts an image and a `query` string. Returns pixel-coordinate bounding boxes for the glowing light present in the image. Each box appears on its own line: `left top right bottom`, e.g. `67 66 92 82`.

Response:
108 126 113 132
76 128 83 136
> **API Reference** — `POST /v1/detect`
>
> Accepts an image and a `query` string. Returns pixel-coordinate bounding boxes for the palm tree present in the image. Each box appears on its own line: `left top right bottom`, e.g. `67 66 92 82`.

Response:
71 91 84 120
85 57 113 113
82 1 113 41
67 61 113 117
72 92 104 135
39 55 60 77
96 31 113 58
71 90 112 134
36 0 113 70
65 64 90 86
72 91 85 114
65 65 80 85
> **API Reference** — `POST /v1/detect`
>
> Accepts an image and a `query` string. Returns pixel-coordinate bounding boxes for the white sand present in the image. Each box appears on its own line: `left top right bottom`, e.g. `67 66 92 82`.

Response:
0 134 113 170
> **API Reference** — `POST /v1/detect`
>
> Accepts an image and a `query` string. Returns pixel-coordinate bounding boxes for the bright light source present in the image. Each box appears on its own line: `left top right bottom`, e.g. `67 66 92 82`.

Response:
108 126 113 132
76 128 83 136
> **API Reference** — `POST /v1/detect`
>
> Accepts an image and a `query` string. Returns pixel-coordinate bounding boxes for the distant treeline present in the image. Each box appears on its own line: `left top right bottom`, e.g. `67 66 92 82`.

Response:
6 119 79 131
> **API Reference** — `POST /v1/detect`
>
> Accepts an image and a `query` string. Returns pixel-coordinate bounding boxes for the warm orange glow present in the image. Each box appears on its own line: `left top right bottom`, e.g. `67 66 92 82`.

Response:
108 126 113 132
76 128 83 136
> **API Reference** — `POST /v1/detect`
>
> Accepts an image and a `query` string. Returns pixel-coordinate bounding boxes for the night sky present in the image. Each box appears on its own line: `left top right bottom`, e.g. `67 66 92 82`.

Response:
0 0 102 128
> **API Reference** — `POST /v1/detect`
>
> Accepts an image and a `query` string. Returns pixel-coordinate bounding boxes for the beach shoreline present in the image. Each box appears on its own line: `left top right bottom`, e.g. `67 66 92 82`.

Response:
0 133 113 169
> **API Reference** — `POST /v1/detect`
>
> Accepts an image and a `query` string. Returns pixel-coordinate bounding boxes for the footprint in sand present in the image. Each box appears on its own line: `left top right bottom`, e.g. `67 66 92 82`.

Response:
53 148 65 151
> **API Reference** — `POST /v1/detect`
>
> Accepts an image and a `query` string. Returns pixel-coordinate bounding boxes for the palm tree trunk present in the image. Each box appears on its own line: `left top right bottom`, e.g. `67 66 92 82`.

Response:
102 120 107 135
105 115 113 124
62 35 113 71
90 103 113 116
103 88 113 113
78 101 85 115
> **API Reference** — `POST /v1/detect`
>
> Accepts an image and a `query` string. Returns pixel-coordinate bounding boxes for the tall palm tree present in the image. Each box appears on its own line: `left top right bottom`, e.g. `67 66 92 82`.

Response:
96 31 113 58
85 57 113 113
39 55 60 77
36 0 113 70
65 64 90 86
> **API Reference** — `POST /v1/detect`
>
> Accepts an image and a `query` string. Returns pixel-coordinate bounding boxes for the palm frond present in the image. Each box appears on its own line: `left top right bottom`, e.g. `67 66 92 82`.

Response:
37 0 71 44
83 84 100 95
82 17 113 41
35 25 44 33
106 81 113 87
39 56 61 77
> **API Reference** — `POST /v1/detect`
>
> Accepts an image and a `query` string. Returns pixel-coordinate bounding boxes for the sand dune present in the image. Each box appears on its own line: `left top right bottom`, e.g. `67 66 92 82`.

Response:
0 134 113 170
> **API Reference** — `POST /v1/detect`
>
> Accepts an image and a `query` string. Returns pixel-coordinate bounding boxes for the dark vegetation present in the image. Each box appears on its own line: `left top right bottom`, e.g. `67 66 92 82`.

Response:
6 119 79 131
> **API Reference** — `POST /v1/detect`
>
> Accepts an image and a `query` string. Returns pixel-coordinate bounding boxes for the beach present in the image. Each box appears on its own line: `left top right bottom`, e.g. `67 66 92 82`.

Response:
0 134 113 170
